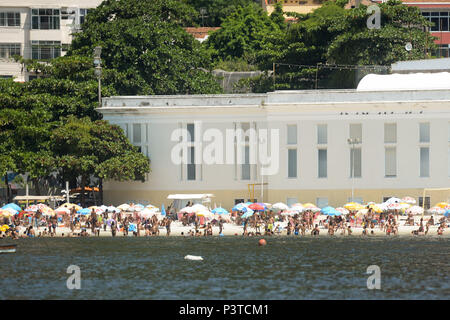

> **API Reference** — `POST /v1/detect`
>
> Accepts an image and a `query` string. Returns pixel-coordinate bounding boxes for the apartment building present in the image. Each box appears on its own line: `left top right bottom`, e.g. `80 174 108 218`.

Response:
0 0 103 81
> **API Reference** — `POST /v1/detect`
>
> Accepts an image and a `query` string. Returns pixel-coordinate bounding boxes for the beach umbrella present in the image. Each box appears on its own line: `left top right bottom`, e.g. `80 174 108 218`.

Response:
59 203 82 211
2 207 18 215
385 202 409 211
321 206 341 216
117 204 130 211
291 203 303 207
344 202 365 211
401 196 416 204
0 209 13 218
367 203 383 213
191 204 208 212
232 203 248 212
179 206 197 214
24 204 39 212
264 203 272 209
55 207 71 215
106 206 120 213
138 208 158 219
435 202 449 209
196 209 213 218
77 208 91 215
281 210 297 216
241 209 254 219
2 203 21 212
161 204 166 216
248 203 266 211
428 206 445 215
406 206 424 215
384 197 402 204
212 207 228 215
445 210 450 217
290 205 304 213
336 207 349 215
0 224 10 232
272 202 289 211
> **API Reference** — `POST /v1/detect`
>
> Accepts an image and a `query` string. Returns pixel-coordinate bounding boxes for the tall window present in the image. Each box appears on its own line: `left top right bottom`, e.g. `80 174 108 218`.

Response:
287 124 297 178
385 147 397 177
418 197 431 210
420 147 430 177
31 9 60 30
419 123 430 143
133 124 141 143
0 12 20 27
350 148 361 178
0 43 20 58
316 197 328 208
384 123 397 143
317 124 327 144
318 149 327 178
186 123 196 181
349 124 362 142
31 41 61 60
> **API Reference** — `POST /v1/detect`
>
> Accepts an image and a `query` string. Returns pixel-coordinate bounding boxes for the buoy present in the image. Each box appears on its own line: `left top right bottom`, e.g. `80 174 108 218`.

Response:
184 255 203 261
258 239 267 246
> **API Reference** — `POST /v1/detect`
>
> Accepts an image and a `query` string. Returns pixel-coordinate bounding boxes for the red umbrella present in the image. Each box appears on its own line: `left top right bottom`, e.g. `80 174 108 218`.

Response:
248 203 265 211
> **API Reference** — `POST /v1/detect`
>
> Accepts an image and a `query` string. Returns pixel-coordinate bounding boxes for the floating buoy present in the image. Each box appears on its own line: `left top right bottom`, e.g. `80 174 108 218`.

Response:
184 255 203 261
258 239 267 246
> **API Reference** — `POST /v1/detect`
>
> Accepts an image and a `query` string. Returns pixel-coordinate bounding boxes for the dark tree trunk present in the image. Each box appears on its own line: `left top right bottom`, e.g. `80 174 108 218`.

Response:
32 178 41 195
5 174 10 203
100 178 103 205
81 176 86 208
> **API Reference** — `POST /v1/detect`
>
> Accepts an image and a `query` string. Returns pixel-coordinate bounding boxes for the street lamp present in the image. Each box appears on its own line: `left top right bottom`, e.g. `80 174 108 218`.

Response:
93 46 102 109
347 137 360 202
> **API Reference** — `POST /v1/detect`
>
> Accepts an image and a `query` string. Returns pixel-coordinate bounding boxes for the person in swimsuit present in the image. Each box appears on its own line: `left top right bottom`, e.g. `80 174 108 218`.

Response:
311 224 320 236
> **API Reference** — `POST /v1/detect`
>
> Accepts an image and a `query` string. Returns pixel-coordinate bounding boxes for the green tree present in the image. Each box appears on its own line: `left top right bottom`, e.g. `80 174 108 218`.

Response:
69 0 222 95
205 3 287 68
51 116 150 206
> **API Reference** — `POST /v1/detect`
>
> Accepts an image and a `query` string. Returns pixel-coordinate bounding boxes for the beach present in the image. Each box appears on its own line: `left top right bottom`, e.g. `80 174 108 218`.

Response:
10 214 449 238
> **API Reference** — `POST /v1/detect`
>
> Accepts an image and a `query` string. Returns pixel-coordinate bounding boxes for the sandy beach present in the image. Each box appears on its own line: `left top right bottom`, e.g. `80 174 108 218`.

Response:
14 215 449 238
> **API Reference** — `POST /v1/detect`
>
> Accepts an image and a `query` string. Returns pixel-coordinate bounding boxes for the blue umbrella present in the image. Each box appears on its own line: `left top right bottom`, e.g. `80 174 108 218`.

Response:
445 210 450 217
161 204 166 216
212 207 228 215
2 203 21 212
232 203 246 212
77 208 91 215
241 210 254 219
321 206 342 216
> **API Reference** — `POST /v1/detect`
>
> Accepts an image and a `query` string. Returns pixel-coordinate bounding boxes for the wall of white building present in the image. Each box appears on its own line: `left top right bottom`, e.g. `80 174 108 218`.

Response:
98 90 450 209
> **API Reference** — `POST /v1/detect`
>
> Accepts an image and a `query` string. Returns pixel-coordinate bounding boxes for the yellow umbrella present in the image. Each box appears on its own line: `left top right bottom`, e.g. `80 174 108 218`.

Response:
0 224 10 232
0 210 13 218
435 202 449 209
368 203 383 213
196 210 213 218
303 203 317 208
344 202 365 211
59 203 82 211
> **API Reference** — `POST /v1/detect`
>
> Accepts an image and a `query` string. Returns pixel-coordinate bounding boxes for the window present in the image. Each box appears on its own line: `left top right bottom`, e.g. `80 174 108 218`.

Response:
385 147 397 177
419 123 430 143
350 148 361 178
348 197 363 204
349 124 362 142
32 9 60 30
317 124 327 144
384 123 397 143
288 149 297 178
133 124 141 143
31 41 61 60
418 197 431 210
0 43 20 59
422 11 449 32
242 145 250 180
187 123 195 142
187 146 196 180
316 197 328 208
0 12 20 27
318 149 327 178
286 198 298 207
79 9 89 25
287 125 297 145
420 147 430 177
0 75 12 79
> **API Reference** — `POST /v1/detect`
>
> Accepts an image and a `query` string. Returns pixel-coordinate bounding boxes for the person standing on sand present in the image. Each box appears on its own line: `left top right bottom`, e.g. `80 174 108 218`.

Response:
218 218 223 235
111 220 117 237
311 224 320 236
166 218 171 236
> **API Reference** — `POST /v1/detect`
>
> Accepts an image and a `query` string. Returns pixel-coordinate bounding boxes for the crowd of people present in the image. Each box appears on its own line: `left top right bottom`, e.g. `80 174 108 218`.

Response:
1 202 449 239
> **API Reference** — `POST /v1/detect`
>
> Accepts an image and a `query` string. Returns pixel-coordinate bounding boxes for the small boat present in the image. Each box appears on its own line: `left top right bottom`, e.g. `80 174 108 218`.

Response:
0 244 17 253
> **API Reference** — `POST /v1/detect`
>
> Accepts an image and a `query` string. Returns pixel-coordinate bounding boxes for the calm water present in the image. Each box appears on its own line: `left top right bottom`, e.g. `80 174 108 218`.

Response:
0 237 449 300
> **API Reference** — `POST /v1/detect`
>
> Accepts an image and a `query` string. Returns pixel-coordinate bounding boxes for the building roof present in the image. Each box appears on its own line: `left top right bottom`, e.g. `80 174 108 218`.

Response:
357 72 450 91
184 27 220 42
391 57 450 73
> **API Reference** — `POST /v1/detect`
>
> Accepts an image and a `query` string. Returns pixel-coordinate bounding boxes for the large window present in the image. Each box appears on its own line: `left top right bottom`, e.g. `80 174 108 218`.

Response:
31 9 60 30
350 148 361 178
317 124 327 144
288 149 297 178
287 125 297 145
31 41 61 60
418 197 431 210
385 147 397 177
349 123 362 142
420 147 430 177
384 123 397 143
422 11 449 32
0 43 20 59
419 123 430 143
0 12 20 27
318 149 327 178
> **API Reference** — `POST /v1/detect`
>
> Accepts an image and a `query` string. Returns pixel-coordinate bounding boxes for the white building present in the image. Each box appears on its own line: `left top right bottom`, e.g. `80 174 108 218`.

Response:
98 73 450 209
0 0 103 81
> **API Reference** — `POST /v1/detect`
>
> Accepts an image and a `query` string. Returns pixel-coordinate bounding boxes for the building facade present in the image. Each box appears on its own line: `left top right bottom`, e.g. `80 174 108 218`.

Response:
98 76 450 209
0 0 103 81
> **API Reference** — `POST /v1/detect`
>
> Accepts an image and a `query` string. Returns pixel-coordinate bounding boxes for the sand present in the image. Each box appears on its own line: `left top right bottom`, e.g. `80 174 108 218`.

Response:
16 215 449 238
